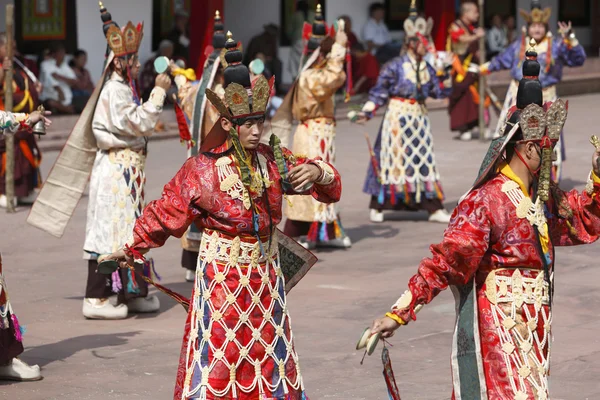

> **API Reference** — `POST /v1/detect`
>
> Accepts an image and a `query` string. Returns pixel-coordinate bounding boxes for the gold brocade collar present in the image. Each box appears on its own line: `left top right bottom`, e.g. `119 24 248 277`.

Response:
499 163 529 198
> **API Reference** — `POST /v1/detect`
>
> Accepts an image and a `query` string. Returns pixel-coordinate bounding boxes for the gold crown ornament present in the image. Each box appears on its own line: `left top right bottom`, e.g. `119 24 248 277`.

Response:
104 19 144 57
519 0 551 25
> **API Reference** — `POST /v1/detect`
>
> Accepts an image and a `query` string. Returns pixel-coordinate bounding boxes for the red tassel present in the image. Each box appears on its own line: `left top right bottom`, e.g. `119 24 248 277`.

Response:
345 45 353 102
390 184 396 206
174 101 194 149
125 244 146 262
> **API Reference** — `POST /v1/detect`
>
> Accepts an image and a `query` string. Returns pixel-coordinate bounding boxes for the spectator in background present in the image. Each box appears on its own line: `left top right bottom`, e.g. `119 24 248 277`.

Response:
69 49 94 112
166 8 190 63
363 3 391 55
339 15 359 48
351 42 379 95
140 39 174 101
39 42 77 114
287 0 315 80
486 14 507 58
505 15 517 43
244 24 283 94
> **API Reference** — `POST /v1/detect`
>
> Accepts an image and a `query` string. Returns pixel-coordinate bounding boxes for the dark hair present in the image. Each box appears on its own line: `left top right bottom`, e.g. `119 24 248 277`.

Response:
74 49 87 58
369 2 384 15
50 41 65 54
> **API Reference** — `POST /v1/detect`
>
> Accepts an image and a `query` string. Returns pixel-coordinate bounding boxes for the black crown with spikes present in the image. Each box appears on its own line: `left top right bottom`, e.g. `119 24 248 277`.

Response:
307 4 326 52
213 10 226 51
516 38 543 110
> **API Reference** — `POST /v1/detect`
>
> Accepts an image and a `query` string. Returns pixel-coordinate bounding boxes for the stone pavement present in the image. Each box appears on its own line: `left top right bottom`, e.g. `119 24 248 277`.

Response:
2 94 600 399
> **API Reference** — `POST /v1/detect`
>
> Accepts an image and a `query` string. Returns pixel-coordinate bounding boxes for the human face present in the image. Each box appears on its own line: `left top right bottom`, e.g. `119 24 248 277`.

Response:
464 4 479 24
372 9 384 22
128 55 141 79
528 22 547 42
54 48 66 64
492 15 502 28
238 118 265 150
415 41 427 57
75 53 87 68
161 45 174 59
0 42 6 59
506 16 515 29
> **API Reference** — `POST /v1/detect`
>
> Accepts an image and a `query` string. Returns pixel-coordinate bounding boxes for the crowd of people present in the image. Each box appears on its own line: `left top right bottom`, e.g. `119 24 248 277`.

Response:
0 1 597 400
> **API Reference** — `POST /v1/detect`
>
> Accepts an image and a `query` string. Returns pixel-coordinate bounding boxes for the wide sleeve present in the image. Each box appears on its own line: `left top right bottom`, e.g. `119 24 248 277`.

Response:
93 83 166 142
549 172 600 246
282 147 342 203
300 42 346 102
126 157 202 253
390 191 491 323
366 60 396 110
427 63 452 100
482 39 519 74
0 111 29 135
555 38 586 67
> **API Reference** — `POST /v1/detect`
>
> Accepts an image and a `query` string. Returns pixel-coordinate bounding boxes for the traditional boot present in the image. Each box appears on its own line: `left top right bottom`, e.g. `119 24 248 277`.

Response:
82 298 128 320
0 358 42 381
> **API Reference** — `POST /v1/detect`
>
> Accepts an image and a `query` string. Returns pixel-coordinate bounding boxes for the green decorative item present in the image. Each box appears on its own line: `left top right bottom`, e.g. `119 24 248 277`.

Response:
154 56 170 74
97 259 119 275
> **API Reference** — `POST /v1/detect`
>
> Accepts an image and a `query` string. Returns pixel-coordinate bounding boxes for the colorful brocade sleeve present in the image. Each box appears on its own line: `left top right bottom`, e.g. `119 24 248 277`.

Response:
367 61 396 109
483 39 519 74
555 38 586 68
300 42 347 103
281 147 342 203
549 173 600 246
391 190 491 323
427 63 452 100
127 157 202 253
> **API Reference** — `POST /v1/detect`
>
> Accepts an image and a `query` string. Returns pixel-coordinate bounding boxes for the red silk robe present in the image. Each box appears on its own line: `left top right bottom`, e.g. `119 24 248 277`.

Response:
390 165 600 399
127 142 341 400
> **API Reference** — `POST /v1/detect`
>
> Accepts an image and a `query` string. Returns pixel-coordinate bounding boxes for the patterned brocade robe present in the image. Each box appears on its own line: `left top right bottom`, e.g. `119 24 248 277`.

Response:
286 41 346 233
363 53 452 208
126 142 341 400
83 72 166 259
389 164 600 399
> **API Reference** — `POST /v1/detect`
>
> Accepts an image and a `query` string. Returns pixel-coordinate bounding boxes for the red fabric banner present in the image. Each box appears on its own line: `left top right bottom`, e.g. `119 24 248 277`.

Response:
425 0 455 51
190 0 224 75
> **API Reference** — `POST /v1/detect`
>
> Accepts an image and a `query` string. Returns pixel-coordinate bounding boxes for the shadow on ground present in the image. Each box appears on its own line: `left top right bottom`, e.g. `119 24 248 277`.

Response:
15 331 142 370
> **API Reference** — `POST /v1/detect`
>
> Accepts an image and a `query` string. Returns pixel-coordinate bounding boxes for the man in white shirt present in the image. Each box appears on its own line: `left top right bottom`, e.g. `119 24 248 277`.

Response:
486 14 507 58
39 42 77 114
363 2 391 55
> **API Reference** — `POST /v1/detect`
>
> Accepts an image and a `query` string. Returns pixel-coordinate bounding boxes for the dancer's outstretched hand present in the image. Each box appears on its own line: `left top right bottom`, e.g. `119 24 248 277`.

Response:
102 249 134 270
370 315 402 339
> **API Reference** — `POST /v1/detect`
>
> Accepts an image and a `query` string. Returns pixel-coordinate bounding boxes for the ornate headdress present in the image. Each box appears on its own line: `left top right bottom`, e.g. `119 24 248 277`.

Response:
403 0 433 42
206 32 274 127
205 10 226 65
519 0 551 25
470 38 568 202
302 4 334 54
99 2 143 58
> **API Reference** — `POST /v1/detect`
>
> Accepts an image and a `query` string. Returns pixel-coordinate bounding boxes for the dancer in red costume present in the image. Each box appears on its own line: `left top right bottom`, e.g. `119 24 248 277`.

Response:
368 41 600 399
105 32 341 400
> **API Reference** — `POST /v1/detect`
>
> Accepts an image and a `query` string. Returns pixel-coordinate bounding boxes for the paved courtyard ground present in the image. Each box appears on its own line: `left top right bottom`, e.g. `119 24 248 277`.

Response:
2 93 600 399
